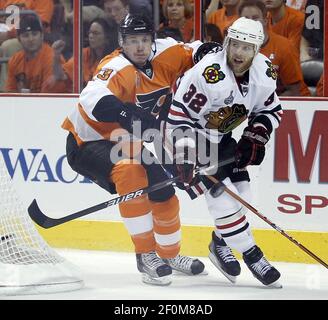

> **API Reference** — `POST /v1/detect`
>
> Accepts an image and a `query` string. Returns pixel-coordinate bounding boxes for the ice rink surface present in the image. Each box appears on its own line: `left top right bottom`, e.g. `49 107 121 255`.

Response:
2 249 328 301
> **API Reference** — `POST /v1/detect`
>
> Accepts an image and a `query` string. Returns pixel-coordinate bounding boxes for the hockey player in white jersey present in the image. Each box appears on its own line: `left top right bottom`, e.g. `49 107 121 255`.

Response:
163 17 282 287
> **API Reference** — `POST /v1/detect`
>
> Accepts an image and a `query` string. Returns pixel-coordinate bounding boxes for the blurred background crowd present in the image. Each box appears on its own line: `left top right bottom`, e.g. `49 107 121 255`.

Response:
0 0 324 96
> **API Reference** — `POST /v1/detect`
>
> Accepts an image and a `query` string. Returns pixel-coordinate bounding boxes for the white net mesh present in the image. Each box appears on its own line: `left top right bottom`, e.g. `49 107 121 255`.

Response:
0 155 84 295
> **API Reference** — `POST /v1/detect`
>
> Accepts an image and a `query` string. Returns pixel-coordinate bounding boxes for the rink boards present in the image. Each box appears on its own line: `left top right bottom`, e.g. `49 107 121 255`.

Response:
0 95 327 264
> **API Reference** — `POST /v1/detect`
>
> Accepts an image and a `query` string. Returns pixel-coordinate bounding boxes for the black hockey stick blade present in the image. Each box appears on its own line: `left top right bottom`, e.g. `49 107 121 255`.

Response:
28 176 180 229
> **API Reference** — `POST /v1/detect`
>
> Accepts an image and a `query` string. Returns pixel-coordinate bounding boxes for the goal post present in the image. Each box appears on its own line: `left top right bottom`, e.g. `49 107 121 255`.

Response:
0 155 84 296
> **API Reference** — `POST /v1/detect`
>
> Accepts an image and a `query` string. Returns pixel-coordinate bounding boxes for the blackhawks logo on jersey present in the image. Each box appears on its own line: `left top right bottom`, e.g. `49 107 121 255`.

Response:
265 60 278 80
204 103 247 133
202 64 225 84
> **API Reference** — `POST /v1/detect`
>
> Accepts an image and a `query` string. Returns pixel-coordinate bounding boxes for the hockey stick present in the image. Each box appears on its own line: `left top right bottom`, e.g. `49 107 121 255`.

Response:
207 175 328 270
28 157 235 229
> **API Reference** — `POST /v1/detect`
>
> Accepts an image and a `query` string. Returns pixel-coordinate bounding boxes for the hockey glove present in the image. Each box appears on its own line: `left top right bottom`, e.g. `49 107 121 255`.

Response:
235 125 270 168
174 137 196 184
118 103 158 135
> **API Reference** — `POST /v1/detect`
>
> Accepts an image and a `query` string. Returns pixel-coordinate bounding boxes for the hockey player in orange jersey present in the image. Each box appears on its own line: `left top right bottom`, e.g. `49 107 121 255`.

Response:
62 14 210 286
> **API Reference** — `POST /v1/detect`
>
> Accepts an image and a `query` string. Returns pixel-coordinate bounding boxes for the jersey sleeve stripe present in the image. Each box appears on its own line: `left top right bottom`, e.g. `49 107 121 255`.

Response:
166 118 196 128
169 109 190 118
172 100 199 121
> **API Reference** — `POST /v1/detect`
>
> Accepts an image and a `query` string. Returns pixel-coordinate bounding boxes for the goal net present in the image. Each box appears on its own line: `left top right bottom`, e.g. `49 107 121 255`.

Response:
0 155 84 296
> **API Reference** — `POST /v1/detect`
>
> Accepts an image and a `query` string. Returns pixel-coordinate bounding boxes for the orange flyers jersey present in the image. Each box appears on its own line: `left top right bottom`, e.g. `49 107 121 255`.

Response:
62 37 202 145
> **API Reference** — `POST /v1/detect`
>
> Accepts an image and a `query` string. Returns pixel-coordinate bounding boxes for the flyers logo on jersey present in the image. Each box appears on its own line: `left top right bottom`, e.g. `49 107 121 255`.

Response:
202 64 225 84
136 87 171 115
204 103 247 133
265 61 278 80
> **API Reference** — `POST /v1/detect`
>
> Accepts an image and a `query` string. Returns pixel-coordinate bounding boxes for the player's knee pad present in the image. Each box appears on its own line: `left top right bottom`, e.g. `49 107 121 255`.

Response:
233 180 252 203
111 159 150 218
205 177 243 219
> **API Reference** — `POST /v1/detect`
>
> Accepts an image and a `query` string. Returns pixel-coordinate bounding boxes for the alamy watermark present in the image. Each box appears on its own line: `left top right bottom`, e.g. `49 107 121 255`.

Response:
108 124 221 173
4 5 20 30
305 5 321 30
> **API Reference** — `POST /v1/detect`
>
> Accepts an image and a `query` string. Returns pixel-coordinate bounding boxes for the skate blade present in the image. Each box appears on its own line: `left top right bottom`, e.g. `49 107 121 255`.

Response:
172 268 209 276
266 280 283 289
208 253 237 284
141 273 172 286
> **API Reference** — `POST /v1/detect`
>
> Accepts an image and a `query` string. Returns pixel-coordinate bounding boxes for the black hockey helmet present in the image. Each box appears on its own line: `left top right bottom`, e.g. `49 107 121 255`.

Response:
119 13 155 40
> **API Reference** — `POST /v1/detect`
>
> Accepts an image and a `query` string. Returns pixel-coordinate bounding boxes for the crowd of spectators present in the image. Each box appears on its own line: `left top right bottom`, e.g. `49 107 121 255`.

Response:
0 0 324 95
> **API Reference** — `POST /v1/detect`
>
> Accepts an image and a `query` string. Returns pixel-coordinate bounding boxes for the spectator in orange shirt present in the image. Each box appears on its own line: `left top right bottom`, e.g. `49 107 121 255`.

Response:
0 1 55 86
5 14 65 93
159 0 194 43
263 0 305 58
239 0 310 96
207 0 240 40
51 18 119 92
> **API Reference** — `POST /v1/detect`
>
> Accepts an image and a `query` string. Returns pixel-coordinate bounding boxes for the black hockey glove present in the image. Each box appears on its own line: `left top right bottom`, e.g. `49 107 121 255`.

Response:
118 103 158 135
174 138 196 184
235 125 270 168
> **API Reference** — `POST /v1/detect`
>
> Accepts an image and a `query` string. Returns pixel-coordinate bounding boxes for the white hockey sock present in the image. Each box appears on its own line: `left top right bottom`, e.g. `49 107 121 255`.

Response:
214 208 256 253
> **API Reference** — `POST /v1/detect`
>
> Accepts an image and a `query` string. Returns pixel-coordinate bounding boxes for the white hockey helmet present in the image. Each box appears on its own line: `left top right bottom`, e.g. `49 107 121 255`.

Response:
224 17 265 54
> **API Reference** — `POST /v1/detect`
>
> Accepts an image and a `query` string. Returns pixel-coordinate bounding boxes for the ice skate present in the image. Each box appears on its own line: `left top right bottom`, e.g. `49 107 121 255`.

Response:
243 245 282 288
136 251 172 286
208 232 241 283
164 254 206 275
